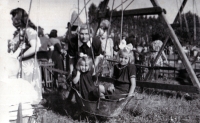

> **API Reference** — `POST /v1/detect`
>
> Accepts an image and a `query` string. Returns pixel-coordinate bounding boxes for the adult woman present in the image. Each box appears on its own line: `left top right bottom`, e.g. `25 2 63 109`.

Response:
8 8 42 103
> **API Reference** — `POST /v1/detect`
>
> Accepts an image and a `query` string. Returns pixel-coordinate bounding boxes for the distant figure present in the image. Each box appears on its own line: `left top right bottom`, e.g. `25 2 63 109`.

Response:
168 46 173 55
126 32 136 48
149 34 168 80
49 29 64 86
37 26 53 61
97 19 114 58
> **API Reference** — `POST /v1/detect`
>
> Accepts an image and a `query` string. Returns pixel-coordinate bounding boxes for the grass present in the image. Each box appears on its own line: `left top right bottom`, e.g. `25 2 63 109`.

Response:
34 87 200 123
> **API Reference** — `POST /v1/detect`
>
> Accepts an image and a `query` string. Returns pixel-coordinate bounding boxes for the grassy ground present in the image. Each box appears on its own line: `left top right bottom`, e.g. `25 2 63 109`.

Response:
35 57 200 123
34 87 200 123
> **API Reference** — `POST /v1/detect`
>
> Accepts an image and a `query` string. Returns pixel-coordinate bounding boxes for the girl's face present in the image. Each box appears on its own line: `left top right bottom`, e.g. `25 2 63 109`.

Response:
80 60 90 73
98 27 105 37
119 52 129 65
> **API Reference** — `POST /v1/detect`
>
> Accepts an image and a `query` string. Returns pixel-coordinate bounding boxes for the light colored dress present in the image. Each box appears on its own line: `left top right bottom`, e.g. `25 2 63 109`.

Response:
149 40 164 66
9 27 42 103
101 37 114 58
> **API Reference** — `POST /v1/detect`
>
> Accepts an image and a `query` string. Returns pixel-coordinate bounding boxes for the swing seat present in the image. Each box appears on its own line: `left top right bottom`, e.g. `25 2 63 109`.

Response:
73 87 133 118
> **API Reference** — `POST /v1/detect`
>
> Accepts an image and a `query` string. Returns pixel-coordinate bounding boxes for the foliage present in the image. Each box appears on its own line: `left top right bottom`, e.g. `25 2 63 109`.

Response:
174 11 200 45
88 2 200 46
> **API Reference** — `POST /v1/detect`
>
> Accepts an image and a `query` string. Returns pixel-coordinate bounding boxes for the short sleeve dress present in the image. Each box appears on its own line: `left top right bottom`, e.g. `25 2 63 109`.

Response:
8 27 42 103
108 64 136 99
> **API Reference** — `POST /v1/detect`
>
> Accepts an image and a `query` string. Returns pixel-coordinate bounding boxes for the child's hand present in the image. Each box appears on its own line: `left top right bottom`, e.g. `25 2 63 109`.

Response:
19 42 26 50
108 84 115 93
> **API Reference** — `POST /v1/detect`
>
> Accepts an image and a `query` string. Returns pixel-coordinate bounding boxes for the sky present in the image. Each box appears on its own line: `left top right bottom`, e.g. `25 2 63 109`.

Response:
0 0 200 42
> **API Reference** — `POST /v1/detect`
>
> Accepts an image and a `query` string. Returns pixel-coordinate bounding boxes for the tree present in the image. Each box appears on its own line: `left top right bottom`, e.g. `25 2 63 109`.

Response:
88 3 98 24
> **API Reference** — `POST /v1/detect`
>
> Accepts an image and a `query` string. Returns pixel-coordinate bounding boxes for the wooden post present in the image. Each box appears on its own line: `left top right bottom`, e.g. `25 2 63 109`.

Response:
150 0 200 89
16 103 22 123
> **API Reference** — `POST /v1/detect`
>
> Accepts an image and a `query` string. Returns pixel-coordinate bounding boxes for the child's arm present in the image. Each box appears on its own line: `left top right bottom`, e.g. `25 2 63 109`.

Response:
72 71 81 84
128 77 136 97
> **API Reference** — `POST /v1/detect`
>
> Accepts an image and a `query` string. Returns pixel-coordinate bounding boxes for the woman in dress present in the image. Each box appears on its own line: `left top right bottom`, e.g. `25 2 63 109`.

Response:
8 8 42 103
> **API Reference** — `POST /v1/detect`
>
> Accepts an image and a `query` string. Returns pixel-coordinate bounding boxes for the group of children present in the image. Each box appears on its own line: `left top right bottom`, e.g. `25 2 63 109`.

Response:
67 19 136 101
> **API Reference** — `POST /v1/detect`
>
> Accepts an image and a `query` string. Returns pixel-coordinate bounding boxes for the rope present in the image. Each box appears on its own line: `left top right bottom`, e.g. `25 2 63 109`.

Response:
32 0 40 82
83 0 96 72
113 0 128 11
193 0 196 41
19 0 33 78
124 0 134 11
102 0 115 73
71 0 91 26
176 0 182 29
102 0 115 55
120 0 124 42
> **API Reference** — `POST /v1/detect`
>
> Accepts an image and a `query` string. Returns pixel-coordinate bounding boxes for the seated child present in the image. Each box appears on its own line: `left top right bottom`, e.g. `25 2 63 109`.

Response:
72 56 99 101
99 46 136 99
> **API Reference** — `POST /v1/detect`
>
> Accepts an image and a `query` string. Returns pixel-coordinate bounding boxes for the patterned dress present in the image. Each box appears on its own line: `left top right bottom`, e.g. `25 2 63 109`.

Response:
8 27 42 103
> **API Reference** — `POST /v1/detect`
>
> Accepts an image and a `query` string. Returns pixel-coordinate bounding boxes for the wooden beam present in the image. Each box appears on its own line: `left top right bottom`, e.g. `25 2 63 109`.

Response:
150 0 200 89
100 7 164 18
44 67 68 75
98 77 199 93
137 81 199 93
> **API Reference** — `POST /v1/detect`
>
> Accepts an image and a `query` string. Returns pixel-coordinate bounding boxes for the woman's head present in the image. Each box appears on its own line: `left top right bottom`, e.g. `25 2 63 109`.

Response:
118 45 134 65
79 24 93 43
76 56 93 72
10 8 36 30
49 29 58 38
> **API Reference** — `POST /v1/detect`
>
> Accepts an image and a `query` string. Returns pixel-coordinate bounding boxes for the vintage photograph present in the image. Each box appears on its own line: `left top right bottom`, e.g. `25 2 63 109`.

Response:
0 0 200 122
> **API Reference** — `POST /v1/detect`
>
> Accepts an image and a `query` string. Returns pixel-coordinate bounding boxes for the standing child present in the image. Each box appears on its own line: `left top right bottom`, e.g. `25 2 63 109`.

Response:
72 56 99 101
99 46 136 99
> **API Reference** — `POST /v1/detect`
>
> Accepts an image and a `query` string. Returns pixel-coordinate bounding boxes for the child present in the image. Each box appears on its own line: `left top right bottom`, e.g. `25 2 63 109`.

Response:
72 56 99 101
97 19 114 58
99 46 136 99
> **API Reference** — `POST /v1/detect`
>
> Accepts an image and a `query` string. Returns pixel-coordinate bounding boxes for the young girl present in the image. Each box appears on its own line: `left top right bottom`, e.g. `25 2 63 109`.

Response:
72 56 99 101
99 46 136 99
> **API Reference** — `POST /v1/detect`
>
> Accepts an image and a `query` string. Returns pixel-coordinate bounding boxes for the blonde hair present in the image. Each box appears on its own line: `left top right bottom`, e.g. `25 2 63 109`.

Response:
118 48 134 64
100 19 110 30
76 56 93 71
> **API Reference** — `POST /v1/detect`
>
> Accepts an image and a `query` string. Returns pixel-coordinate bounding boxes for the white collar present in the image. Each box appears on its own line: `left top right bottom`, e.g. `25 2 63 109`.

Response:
78 38 92 48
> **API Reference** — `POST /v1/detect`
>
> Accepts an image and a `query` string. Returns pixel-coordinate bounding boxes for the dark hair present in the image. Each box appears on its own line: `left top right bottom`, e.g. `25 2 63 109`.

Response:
49 29 57 38
152 33 161 41
38 26 44 37
10 8 37 30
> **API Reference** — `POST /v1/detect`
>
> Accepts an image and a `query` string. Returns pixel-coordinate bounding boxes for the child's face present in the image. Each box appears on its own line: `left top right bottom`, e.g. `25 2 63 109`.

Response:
80 61 90 72
119 52 129 65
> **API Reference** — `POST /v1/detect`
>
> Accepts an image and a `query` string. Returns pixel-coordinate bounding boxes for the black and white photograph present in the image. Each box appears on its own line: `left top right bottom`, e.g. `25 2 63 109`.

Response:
1 0 200 122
